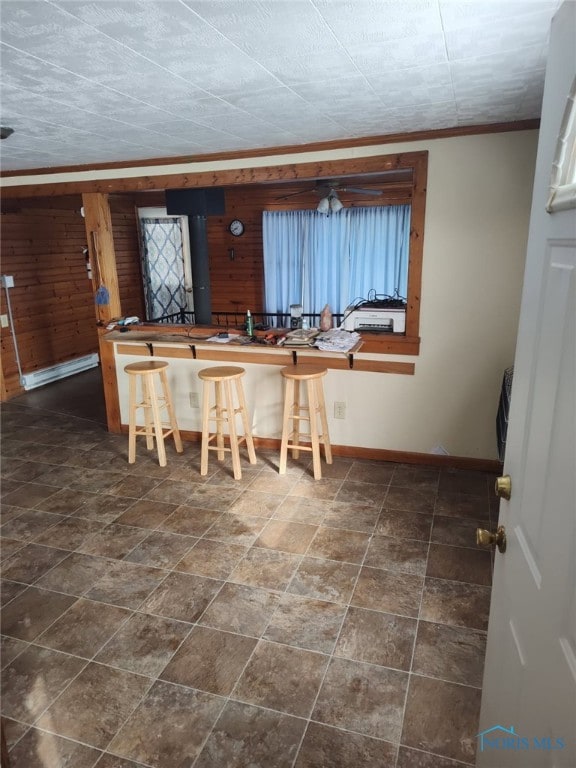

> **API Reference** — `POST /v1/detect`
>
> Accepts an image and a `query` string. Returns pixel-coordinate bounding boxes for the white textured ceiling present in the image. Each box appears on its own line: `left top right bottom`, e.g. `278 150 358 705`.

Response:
0 0 562 172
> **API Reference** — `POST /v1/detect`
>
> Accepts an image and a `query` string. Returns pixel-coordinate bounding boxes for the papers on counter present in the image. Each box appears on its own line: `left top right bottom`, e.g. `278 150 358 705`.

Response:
314 329 361 352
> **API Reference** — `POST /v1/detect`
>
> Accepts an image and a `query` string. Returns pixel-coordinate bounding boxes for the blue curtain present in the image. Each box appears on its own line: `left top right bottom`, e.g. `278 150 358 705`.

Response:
140 217 186 320
262 205 410 316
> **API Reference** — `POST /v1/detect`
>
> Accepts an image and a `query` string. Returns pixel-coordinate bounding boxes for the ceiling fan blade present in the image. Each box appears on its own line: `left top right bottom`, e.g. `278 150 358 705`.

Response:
275 188 314 200
340 187 383 195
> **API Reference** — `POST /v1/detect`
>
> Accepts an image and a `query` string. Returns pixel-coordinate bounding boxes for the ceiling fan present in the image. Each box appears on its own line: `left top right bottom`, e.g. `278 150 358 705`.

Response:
275 180 383 202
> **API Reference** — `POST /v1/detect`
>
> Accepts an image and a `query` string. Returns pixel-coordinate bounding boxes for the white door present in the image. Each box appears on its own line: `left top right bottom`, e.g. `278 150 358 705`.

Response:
477 3 575 767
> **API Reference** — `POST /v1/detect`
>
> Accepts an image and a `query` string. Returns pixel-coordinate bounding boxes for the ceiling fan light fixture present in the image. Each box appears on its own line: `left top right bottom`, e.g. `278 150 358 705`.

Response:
317 196 330 213
330 193 344 213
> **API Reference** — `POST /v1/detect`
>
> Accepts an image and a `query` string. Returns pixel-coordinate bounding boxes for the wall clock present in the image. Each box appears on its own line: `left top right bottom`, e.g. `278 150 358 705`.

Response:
228 219 245 236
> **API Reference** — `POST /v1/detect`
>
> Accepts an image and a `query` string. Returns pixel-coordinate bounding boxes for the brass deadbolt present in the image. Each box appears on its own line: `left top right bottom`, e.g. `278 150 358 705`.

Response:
476 525 507 553
495 474 512 500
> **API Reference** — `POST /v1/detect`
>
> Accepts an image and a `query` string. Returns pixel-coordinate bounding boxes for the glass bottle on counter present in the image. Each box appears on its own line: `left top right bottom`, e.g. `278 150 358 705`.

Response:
245 309 254 336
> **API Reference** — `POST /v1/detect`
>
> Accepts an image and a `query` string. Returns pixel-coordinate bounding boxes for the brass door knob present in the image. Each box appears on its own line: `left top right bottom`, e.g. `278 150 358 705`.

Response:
495 474 512 500
476 525 507 553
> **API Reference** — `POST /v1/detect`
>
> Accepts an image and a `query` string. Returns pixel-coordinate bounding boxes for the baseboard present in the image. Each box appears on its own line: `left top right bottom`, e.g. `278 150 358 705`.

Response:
21 354 100 390
118 424 502 473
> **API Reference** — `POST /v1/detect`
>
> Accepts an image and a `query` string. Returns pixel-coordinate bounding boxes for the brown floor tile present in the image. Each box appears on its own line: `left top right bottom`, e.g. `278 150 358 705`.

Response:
435 490 490 521
108 475 162 499
289 477 342 501
0 538 24 563
335 606 417 669
34 488 94 515
229 547 301 590
233 639 328 717
36 663 150 748
248 473 299 494
228 489 285 517
427 543 492 586
264 594 346 653
439 468 490 496
364 535 428 575
295 721 397 768
1 635 28 669
0 510 64 542
391 465 439 492
412 621 487 687
141 571 222 622
95 612 191 676
36 598 131 658
1 586 76 641
273 496 330 524
185 484 242 510
0 579 27 607
385 486 435 514
159 505 222 536
322 501 380 533
195 700 307 768
8 727 101 768
2 717 29 750
0 543 69 584
375 508 433 541
346 460 396 485
431 515 485 549
313 656 408 741
307 526 370 563
401 674 481 763
78 524 149 560
73 493 136 524
397 746 471 768
420 578 492 631
86 561 167 610
161 625 257 695
288 557 360 604
1 483 60 509
143 478 201 505
352 566 424 617
335 480 388 507
34 517 105 551
1 645 85 723
108 680 224 766
124 531 197 569
0 506 26 524
175 539 248 579
114 499 178 529
204 513 267 546
254 519 318 554
93 755 148 768
68 469 126 494
204 467 260 488
199 582 280 636
35 553 110 596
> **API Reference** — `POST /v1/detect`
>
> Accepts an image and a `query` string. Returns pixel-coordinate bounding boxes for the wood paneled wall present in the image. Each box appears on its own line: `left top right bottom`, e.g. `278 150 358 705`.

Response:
110 196 145 319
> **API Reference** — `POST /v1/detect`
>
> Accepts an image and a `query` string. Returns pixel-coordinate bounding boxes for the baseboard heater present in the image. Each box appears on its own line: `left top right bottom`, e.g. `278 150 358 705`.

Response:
21 353 100 391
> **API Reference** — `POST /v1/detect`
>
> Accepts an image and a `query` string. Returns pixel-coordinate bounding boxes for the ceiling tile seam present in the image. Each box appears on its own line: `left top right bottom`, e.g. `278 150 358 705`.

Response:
436 0 457 107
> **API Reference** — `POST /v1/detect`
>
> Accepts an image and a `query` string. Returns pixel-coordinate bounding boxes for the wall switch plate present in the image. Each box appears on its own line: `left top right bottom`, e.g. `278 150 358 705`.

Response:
0 314 8 328
334 401 346 419
189 391 200 408
1 275 14 289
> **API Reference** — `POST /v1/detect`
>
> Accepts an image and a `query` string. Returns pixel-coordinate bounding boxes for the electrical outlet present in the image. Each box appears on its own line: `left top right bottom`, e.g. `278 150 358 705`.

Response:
0 314 8 328
189 391 200 408
334 401 346 419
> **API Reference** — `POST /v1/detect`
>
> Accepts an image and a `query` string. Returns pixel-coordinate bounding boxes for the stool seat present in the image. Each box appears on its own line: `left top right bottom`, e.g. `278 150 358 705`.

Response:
279 364 332 479
125 360 183 467
199 365 256 480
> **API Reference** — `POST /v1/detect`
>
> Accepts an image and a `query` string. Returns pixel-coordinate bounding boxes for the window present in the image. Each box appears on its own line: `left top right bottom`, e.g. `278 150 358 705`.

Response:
262 204 411 317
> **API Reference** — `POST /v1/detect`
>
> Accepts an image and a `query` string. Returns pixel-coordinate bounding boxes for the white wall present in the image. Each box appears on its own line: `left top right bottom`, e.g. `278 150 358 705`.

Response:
9 129 536 460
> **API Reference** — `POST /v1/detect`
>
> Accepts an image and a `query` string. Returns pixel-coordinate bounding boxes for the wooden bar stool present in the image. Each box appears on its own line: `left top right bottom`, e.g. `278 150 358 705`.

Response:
279 364 332 480
198 366 257 480
124 360 183 467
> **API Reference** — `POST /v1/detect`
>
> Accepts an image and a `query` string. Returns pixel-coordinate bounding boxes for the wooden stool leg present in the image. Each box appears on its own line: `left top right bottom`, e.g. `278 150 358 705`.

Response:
147 374 167 467
128 374 137 464
225 379 242 480
236 378 257 464
215 380 225 461
160 368 183 454
315 378 332 464
307 379 322 480
292 379 301 459
141 376 154 451
200 378 211 476
279 377 294 475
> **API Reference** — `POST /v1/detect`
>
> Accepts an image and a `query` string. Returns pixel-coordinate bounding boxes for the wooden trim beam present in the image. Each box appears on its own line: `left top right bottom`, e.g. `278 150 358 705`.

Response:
98 329 121 433
1 119 539 181
82 193 121 323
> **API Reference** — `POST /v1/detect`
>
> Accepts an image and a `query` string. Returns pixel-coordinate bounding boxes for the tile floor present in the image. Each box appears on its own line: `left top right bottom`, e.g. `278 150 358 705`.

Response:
1 395 497 768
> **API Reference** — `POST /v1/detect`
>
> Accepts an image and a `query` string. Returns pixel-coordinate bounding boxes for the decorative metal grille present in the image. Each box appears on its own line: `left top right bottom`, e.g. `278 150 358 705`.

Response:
140 217 187 320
